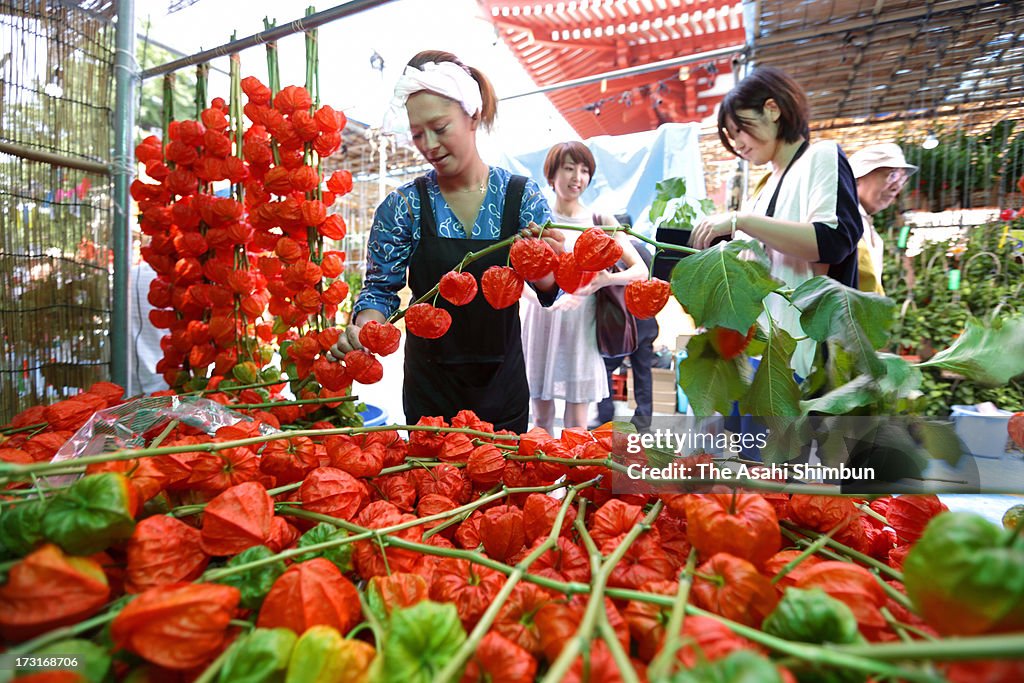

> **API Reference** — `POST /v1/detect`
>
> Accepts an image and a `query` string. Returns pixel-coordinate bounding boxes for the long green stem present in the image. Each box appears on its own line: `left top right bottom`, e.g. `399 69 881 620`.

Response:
230 495 1024 672
192 634 239 683
541 502 664 683
0 424 519 482
7 599 128 656
647 548 698 680
599 614 639 683
772 515 853 585
781 521 904 582
435 480 596 682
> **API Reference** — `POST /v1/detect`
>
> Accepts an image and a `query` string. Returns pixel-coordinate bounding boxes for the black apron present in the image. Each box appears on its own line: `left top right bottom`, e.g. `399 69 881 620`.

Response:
402 174 530 432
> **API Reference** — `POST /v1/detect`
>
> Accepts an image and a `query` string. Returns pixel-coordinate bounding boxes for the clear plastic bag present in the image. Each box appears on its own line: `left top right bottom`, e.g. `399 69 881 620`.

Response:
46 395 278 486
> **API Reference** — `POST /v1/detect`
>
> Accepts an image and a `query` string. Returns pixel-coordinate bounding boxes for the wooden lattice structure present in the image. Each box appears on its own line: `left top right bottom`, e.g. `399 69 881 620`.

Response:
0 0 116 422
697 0 1024 213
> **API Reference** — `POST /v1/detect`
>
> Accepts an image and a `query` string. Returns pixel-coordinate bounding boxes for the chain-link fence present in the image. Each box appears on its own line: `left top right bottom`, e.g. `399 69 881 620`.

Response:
0 0 115 422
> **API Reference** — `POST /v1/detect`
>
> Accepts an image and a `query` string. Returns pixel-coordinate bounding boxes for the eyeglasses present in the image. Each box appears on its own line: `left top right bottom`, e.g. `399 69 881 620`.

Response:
884 169 909 185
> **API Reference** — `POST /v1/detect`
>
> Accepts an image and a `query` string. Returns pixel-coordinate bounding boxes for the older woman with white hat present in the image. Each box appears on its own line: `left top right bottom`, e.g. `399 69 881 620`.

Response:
848 142 918 295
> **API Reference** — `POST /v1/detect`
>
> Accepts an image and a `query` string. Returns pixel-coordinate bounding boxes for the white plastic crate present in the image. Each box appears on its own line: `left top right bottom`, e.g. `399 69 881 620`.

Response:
950 404 1012 459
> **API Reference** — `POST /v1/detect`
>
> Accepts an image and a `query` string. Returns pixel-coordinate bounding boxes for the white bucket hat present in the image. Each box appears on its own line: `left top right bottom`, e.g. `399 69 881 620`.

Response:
849 142 919 179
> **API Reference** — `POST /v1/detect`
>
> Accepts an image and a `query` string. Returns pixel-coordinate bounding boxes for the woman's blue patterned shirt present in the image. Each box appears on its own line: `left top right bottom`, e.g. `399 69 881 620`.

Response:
353 167 552 318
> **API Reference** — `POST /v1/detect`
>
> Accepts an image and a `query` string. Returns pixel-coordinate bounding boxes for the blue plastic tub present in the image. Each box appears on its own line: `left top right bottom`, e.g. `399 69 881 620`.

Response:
358 403 389 427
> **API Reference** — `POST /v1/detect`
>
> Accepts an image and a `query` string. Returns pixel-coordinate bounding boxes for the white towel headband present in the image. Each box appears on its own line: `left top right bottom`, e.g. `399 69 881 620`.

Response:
385 61 483 130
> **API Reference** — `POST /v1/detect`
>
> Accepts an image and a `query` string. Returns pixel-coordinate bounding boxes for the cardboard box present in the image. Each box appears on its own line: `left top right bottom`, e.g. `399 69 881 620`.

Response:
628 368 678 414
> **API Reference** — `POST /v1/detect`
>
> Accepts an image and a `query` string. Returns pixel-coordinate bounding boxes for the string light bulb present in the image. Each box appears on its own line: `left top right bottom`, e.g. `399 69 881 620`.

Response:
922 130 939 150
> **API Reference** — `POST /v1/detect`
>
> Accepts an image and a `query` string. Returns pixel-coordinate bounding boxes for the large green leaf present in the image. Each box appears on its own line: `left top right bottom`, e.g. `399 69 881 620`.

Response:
649 177 688 225
672 239 782 331
740 326 801 416
800 376 877 415
677 334 746 416
801 353 923 415
917 315 1024 385
791 277 895 376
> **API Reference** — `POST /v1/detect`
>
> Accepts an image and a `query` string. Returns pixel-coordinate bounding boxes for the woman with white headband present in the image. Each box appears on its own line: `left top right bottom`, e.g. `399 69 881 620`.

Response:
331 50 563 432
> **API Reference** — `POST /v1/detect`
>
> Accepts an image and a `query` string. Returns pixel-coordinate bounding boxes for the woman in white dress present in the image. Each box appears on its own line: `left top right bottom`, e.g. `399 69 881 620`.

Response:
522 142 647 432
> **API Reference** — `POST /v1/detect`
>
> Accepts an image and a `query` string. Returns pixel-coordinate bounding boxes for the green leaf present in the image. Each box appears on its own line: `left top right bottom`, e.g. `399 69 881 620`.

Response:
653 177 687 204
904 512 1024 635
286 625 364 683
763 587 863 645
800 376 877 415
0 499 48 557
877 353 922 397
740 327 802 416
219 628 296 683
677 334 746 416
916 420 968 466
669 650 785 683
380 601 467 683
214 545 286 611
294 523 352 573
790 278 895 376
42 472 136 555
671 239 782 331
917 315 1024 385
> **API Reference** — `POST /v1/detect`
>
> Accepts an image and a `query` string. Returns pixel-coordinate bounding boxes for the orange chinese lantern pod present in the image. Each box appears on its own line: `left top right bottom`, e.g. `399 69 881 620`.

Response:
481 266 524 309
510 238 557 282
164 168 199 197
573 227 623 271
624 278 671 319
314 131 342 157
125 515 209 593
300 467 369 520
199 481 275 556
263 166 293 195
257 559 362 635
353 501 424 580
404 303 452 339
326 169 353 195
290 165 320 193
203 128 232 157
0 544 111 641
282 261 323 292
241 76 272 104
319 214 347 240
357 320 401 357
684 493 781 568
554 251 594 294
273 84 312 115
315 105 346 133
439 270 478 306
290 109 320 142
300 200 327 227
164 139 199 166
344 350 383 385
193 157 227 185
691 552 779 628
111 583 240 670
320 250 345 277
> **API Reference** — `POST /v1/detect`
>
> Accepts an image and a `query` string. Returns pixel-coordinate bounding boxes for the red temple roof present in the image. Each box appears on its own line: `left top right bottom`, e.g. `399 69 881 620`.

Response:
479 0 747 139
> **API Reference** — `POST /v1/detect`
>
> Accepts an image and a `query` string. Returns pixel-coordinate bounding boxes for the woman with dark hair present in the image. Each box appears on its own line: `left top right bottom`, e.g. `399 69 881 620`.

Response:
690 66 861 377
522 141 646 432
331 50 562 432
